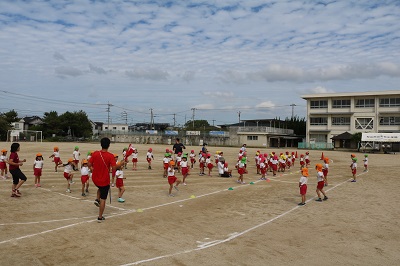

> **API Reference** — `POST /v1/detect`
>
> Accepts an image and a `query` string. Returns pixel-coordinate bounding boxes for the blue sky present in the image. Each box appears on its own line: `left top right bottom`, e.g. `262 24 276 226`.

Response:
0 0 399 127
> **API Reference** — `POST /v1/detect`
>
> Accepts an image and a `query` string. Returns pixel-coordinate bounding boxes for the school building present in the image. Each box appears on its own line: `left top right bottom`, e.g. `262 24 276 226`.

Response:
301 90 400 150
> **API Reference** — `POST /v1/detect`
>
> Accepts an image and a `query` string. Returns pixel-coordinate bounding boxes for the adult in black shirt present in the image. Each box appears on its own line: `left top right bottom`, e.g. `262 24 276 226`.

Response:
173 138 186 155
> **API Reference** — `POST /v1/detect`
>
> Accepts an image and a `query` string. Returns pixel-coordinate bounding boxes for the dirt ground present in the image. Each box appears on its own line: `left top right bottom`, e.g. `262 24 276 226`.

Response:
0 141 399 266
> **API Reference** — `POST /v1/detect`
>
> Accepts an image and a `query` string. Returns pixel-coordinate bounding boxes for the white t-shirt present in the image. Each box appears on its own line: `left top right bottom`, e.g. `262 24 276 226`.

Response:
363 158 368 165
324 162 329 169
299 176 308 185
176 156 182 162
73 150 80 160
53 151 60 158
217 161 224 174
132 152 138 159
180 160 188 168
81 166 89 176
352 162 357 169
163 157 169 164
167 167 175 177
34 160 44 169
0 155 7 162
64 164 73 173
317 171 324 182
190 153 196 160
116 170 124 179
146 152 153 159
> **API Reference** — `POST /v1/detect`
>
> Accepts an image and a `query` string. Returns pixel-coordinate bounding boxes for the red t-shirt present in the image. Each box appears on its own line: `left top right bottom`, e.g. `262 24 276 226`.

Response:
89 150 116 187
9 152 19 170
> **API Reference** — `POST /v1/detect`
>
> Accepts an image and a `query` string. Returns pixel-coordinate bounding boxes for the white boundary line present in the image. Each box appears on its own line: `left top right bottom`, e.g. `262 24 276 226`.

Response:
0 171 368 250
120 171 369 266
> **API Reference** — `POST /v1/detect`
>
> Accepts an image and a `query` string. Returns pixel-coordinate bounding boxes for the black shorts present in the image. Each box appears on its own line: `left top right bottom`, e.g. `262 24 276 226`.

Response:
10 168 27 184
96 185 110 200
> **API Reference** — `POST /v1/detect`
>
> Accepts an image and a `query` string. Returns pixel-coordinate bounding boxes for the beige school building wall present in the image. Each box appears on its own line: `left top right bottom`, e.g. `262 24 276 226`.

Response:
302 90 400 144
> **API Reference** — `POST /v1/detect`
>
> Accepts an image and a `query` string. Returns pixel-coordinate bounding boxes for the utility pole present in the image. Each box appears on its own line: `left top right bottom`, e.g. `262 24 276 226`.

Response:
238 111 241 124
173 113 176 127
212 119 216 127
107 102 113 133
191 108 196 129
150 108 154 129
290 104 296 119
121 111 128 124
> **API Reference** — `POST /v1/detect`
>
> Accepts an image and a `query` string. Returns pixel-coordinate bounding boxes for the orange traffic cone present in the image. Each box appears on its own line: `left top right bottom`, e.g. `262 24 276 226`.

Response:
295 151 298 158
320 152 324 160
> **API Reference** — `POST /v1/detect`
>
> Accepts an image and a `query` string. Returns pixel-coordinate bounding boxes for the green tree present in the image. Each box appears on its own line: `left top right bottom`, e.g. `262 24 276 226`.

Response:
59 110 92 138
284 116 306 136
0 110 19 141
184 120 212 130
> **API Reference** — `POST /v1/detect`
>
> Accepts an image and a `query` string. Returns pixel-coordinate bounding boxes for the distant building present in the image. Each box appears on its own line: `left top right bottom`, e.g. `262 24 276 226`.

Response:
220 119 302 148
302 90 400 147
22 116 43 130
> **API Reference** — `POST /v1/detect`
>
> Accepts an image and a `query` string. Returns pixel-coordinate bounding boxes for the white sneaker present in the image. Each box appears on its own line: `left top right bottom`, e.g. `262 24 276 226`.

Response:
69 181 75 184
183 182 187 186
169 194 174 197
66 189 71 193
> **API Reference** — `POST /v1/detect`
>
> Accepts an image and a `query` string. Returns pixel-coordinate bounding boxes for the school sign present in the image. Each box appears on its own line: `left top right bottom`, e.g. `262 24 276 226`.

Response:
362 133 400 142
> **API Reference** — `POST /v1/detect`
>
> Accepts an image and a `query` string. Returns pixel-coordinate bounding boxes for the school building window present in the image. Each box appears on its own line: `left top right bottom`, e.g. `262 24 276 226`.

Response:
14 123 20 129
379 116 400 126
332 117 350 126
122 127 126 130
247 136 258 141
379 98 400 107
310 100 328 109
332 99 351 108
310 117 328 125
113 127 117 130
355 99 375 108
104 127 108 129
355 118 373 129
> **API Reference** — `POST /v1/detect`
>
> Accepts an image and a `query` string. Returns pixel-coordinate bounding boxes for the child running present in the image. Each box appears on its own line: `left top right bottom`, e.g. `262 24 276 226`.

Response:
363 154 368 172
146 148 154 170
322 157 329 186
236 157 246 184
131 148 138 170
111 154 119 187
72 146 80 171
315 163 328 202
49 146 62 172
167 160 181 197
33 153 44 187
115 162 126 202
181 155 189 185
80 159 90 196
206 154 213 176
189 150 196 169
350 157 357 182
0 149 9 179
61 158 74 193
298 167 309 206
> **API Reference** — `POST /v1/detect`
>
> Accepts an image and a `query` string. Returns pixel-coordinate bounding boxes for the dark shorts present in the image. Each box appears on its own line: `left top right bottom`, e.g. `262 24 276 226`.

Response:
10 168 27 184
96 185 110 200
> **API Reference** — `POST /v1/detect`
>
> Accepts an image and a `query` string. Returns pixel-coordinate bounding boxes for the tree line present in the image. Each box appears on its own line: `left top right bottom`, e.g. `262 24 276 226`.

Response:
0 110 93 141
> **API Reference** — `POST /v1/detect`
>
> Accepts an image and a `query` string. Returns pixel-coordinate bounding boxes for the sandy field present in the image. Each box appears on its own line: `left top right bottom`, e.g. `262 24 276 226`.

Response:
0 141 399 266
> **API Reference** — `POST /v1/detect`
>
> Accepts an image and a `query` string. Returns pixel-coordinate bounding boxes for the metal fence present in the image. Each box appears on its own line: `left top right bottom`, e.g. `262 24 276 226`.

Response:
298 142 334 150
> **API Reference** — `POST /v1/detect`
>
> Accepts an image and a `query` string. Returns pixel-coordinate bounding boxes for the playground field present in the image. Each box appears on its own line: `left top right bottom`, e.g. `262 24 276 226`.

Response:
0 141 399 266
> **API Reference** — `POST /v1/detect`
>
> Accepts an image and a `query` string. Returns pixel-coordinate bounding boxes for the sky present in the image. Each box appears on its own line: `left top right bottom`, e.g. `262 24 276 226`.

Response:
0 0 399 127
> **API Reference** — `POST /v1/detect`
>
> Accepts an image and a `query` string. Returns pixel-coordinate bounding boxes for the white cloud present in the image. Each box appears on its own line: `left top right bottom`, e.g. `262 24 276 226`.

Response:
0 1 399 125
308 86 335 94
255 101 275 108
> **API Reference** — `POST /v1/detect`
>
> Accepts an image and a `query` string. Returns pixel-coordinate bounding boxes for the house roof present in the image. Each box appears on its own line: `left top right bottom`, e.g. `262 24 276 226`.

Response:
331 131 353 140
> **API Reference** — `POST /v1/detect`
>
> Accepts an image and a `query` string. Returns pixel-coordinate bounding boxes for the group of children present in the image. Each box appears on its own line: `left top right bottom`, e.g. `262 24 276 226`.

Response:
2 144 370 205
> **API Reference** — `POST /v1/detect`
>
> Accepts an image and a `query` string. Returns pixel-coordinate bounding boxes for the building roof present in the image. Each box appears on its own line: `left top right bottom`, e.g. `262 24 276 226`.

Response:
301 90 400 99
331 131 353 140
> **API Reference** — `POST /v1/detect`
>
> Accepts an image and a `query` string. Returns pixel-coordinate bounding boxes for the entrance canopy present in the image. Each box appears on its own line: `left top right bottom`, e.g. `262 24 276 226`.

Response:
362 133 400 142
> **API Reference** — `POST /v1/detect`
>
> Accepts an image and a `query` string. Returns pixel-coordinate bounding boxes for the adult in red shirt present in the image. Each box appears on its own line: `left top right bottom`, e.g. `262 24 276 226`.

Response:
88 137 117 222
8 143 27 197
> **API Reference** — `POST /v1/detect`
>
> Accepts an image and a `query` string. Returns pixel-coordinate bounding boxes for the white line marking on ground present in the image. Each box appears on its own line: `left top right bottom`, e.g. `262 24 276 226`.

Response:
119 172 369 265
